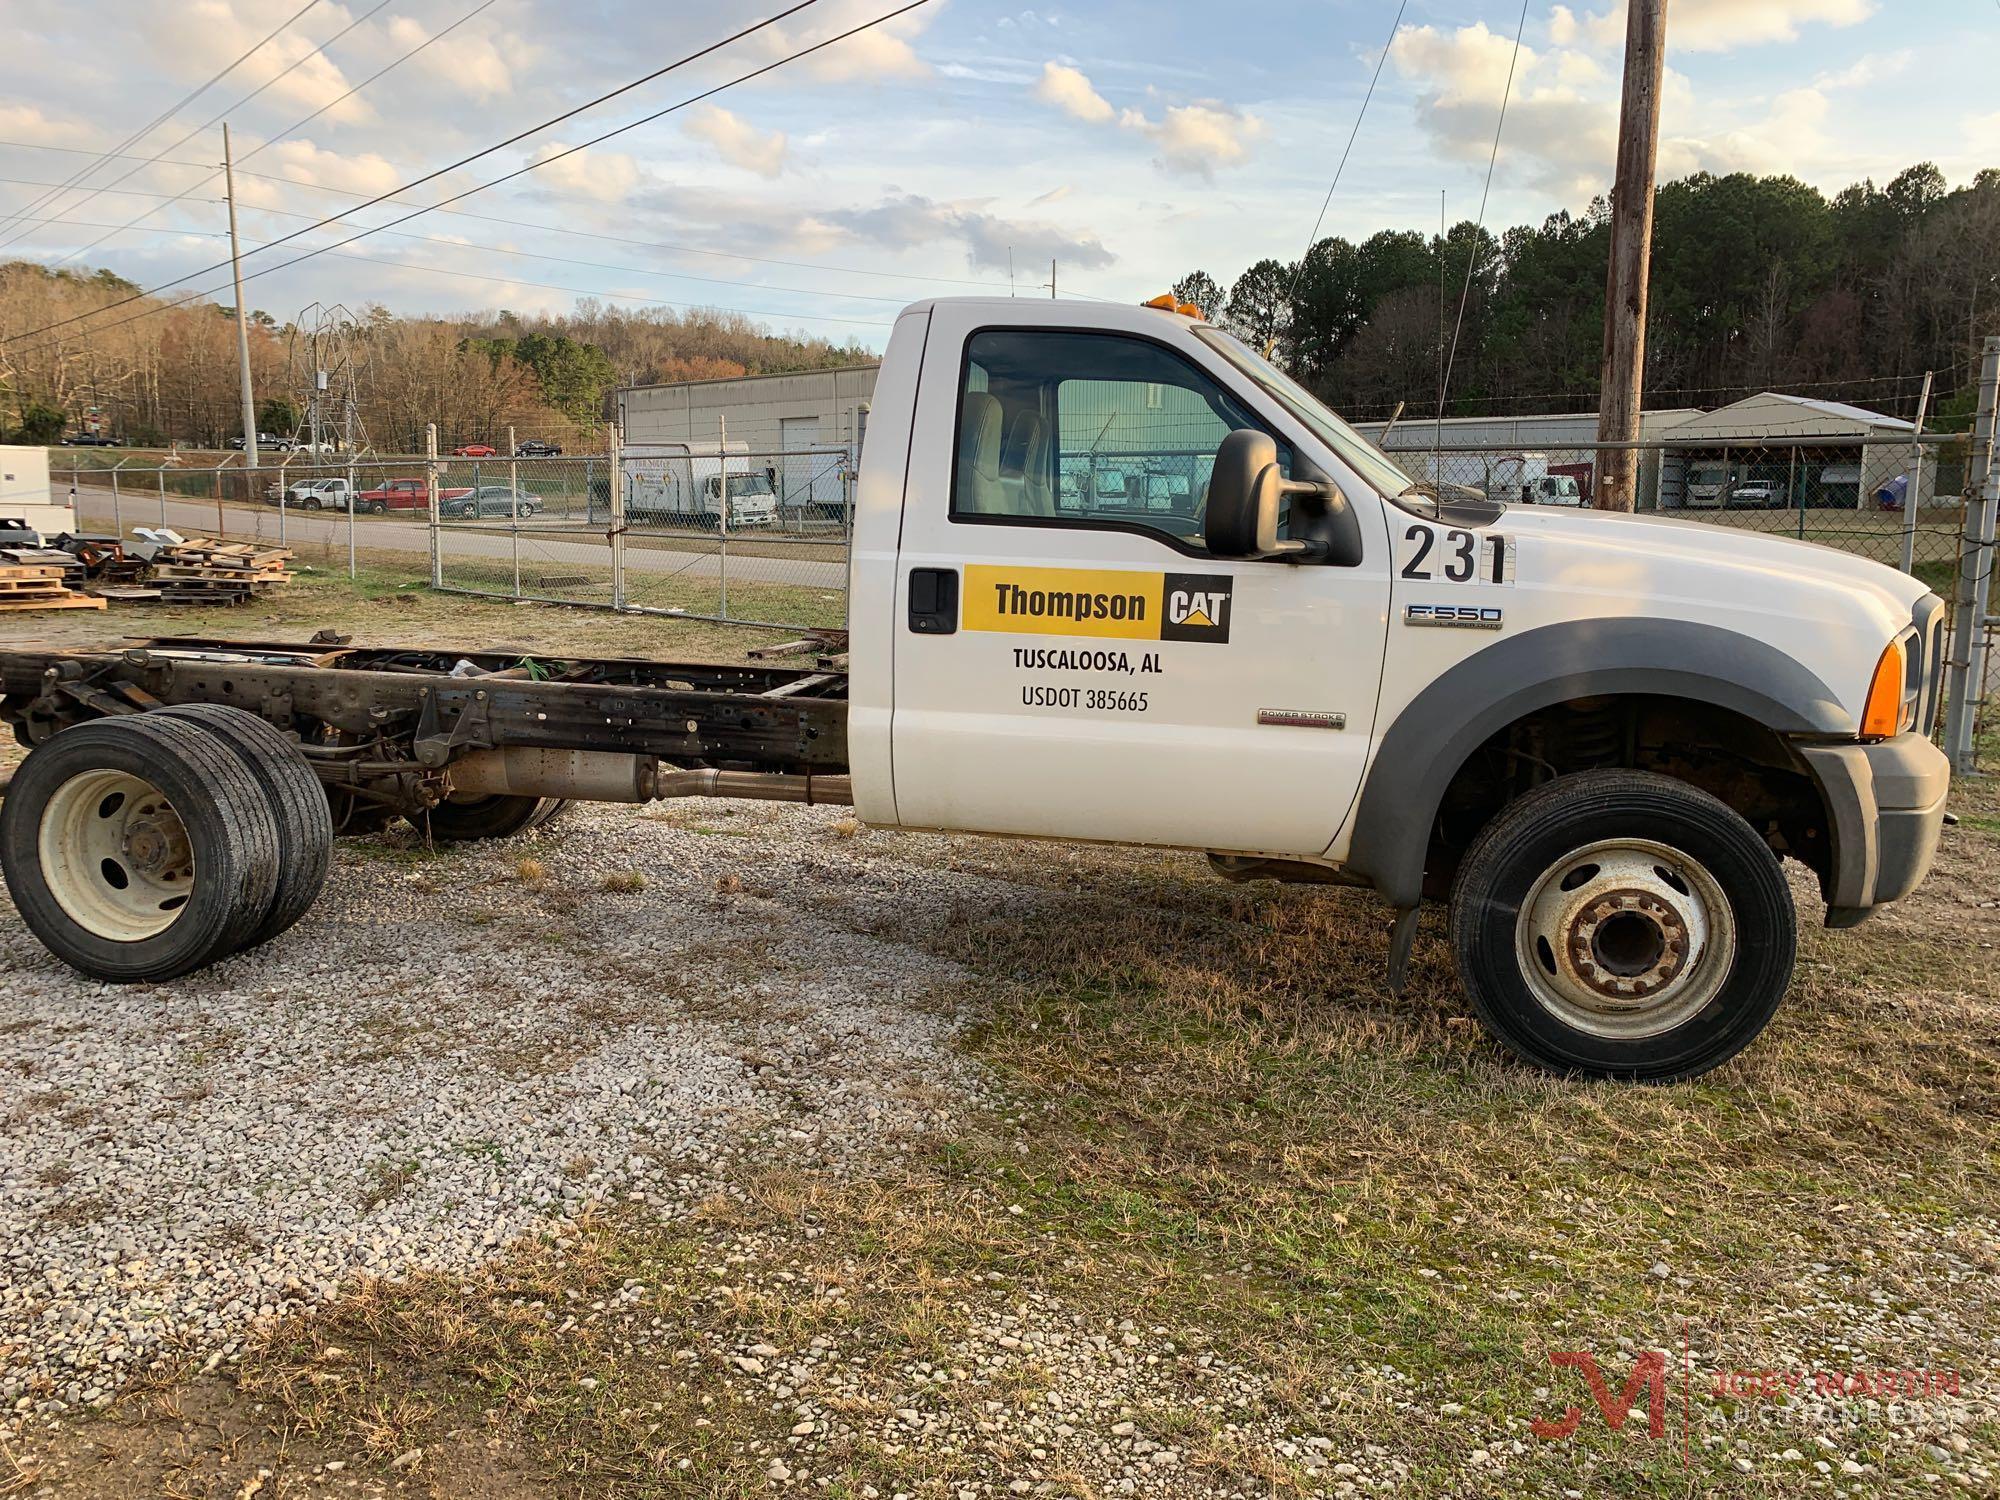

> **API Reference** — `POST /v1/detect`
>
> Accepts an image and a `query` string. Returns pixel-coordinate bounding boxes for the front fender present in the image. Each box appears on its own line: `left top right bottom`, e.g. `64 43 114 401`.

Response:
1341 618 1850 908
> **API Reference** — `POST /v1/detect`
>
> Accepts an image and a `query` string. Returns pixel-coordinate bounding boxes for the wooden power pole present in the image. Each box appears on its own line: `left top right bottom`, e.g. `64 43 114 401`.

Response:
222 123 260 473
1594 0 1668 511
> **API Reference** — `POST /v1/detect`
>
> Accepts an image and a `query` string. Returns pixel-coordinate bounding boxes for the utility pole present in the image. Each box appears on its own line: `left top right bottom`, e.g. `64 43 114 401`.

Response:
222 123 259 473
1593 0 1667 512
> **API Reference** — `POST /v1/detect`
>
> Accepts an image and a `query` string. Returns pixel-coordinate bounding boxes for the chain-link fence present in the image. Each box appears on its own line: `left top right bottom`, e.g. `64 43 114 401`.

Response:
1386 433 1972 591
433 441 853 631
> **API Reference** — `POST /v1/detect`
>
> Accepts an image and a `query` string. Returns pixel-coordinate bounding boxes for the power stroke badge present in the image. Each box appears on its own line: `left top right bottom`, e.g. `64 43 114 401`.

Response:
963 565 1233 644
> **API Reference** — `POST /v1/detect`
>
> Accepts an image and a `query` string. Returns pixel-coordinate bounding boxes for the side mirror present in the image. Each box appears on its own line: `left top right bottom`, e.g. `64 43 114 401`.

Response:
1206 429 1321 560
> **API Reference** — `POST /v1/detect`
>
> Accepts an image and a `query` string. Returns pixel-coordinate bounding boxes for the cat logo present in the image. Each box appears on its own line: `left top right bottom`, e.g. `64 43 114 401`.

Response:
1162 573 1233 643
962 566 1234 644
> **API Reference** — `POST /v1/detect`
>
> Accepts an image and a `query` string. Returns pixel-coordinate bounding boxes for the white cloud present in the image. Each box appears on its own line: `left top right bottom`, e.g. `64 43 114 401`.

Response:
1032 60 1262 180
1121 102 1266 179
1035 61 1113 123
257 139 407 198
825 192 1114 273
1568 0 1876 53
383 15 534 101
682 105 788 177
527 143 641 203
752 1 936 83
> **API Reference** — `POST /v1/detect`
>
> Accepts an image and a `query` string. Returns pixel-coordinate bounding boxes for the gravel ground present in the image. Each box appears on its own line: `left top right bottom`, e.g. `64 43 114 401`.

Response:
0 801 981 1436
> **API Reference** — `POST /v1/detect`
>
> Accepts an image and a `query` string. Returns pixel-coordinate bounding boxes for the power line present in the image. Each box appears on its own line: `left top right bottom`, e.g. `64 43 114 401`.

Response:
1 3 934 359
2 0 824 347
1435 0 1529 425
1284 0 1408 314
0 0 326 240
20 0 508 271
9 0 405 265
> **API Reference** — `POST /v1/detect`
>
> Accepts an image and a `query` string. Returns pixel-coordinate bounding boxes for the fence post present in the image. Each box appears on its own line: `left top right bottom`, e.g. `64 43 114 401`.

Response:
718 415 730 619
610 424 626 610
275 460 286 550
213 462 226 540
1789 446 1800 540
1943 336 2000 772
157 464 167 528
109 458 124 537
345 455 358 580
508 424 521 599
427 423 442 590
1901 372 1933 576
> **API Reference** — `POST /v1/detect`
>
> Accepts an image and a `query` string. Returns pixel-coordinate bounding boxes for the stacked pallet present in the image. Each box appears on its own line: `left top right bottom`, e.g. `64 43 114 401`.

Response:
0 544 86 591
149 538 295 604
0 562 106 613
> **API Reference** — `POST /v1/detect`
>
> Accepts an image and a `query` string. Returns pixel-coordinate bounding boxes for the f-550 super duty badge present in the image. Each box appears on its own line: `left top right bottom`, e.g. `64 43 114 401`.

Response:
963 565 1233 644
1405 602 1505 629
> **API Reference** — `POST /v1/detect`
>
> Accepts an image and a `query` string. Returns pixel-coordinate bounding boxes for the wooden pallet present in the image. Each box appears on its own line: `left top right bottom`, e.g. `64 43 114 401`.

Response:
146 538 295 603
0 592 105 612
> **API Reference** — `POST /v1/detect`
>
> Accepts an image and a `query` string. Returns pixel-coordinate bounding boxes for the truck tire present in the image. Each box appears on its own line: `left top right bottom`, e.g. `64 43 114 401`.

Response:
0 715 282 982
415 794 566 842
153 705 333 950
1448 769 1795 1082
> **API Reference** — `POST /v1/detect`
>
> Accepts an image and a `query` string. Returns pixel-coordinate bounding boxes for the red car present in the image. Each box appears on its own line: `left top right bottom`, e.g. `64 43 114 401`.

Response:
453 443 497 458
355 478 473 514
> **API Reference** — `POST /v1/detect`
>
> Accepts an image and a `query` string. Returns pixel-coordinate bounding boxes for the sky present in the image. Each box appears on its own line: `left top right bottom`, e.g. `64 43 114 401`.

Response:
1 0 1996 353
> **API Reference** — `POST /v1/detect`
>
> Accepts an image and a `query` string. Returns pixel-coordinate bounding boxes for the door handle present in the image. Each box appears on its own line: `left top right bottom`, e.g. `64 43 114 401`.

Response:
908 567 958 634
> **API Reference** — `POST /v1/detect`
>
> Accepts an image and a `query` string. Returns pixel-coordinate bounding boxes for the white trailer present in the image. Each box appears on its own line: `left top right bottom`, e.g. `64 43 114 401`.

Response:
624 441 779 528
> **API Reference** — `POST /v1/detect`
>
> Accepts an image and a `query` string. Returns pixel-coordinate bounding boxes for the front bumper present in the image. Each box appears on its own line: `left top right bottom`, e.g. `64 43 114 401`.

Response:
1797 733 1951 927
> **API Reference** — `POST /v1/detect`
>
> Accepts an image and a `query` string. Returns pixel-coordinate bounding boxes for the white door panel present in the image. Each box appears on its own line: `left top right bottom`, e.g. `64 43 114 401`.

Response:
888 303 1393 857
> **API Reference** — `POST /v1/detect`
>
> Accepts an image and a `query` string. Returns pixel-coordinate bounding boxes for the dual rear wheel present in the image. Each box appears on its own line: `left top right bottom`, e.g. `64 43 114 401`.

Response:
0 709 332 983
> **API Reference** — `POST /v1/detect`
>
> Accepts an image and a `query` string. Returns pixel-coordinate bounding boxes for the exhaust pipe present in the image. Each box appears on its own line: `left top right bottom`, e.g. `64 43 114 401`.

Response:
447 750 851 807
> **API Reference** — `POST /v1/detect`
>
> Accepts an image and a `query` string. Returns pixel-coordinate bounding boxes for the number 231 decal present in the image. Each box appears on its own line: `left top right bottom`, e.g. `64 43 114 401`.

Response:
1399 524 1513 584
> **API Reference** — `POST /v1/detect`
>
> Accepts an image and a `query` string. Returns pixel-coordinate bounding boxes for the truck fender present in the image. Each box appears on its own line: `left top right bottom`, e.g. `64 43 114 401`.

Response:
1341 617 1850 909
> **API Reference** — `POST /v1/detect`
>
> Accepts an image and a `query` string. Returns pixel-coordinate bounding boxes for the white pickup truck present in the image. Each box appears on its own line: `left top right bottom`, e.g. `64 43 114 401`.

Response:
0 297 1951 1081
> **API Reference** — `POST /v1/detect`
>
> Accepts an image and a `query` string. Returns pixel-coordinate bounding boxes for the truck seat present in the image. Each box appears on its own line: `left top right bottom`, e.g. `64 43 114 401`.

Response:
957 393 1007 514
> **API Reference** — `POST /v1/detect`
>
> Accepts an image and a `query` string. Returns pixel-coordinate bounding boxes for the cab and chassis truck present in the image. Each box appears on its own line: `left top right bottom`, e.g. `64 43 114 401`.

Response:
0 298 1952 1082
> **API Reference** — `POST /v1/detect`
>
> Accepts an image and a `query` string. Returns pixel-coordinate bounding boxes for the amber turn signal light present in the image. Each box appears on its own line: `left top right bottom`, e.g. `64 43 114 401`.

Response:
1860 639 1906 738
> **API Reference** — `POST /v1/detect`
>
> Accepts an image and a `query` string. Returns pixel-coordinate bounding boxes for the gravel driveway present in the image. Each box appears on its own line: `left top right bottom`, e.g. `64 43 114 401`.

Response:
0 801 981 1432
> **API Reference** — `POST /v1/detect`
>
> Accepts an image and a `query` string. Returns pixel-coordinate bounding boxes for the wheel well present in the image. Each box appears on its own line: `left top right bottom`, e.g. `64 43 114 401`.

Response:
1422 694 1830 901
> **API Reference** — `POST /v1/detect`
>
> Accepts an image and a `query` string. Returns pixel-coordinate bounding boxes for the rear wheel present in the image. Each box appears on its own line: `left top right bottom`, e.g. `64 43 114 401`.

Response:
0 716 282 982
414 794 568 842
1449 769 1795 1082
152 705 333 950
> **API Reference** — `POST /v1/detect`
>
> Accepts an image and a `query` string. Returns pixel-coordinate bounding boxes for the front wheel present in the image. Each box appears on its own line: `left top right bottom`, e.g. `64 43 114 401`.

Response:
367 501 387 515
1449 769 1795 1082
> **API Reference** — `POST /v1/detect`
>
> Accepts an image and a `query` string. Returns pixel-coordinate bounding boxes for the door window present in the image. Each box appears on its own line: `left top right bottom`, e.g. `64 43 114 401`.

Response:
952 329 1286 551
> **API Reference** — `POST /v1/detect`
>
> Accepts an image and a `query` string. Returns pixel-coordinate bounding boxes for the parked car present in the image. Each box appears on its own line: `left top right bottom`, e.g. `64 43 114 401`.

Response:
453 443 498 458
515 439 562 457
355 478 472 514
441 485 543 519
229 432 293 452
276 479 355 510
60 433 119 447
1724 481 1784 509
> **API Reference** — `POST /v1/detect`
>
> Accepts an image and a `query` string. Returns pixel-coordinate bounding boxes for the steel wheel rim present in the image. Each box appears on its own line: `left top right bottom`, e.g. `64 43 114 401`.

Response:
37 769 194 941
1513 837 1736 1040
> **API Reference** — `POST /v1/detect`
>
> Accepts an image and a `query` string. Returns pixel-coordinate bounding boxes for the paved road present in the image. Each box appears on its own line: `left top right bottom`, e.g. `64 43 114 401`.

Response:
64 483 847 590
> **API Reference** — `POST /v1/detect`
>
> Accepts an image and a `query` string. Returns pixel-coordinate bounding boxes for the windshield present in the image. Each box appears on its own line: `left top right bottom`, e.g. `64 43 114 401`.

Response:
1194 326 1415 499
725 475 773 497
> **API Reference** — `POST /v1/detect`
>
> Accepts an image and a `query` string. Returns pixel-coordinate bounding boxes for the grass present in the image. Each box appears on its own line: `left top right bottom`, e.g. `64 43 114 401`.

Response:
11 571 1998 1498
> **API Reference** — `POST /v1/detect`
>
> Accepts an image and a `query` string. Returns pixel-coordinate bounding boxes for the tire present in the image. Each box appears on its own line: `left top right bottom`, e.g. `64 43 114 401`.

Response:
152 705 333 951
414 794 567 842
367 501 387 515
0 715 282 982
1448 769 1795 1082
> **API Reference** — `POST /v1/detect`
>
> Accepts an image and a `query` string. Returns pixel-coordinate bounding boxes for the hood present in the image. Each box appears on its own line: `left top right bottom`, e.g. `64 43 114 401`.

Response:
1499 502 1930 618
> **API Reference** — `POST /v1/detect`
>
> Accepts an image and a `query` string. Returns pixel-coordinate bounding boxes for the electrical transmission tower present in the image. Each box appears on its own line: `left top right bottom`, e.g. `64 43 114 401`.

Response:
286 302 371 457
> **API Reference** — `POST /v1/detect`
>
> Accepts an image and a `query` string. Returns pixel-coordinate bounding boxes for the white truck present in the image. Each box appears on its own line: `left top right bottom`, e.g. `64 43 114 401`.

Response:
624 441 779 529
1485 453 1582 506
0 298 1950 1081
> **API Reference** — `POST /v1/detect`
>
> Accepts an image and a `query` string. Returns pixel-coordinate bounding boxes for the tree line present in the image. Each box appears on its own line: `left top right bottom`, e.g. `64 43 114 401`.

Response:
1175 164 1998 429
0 262 870 451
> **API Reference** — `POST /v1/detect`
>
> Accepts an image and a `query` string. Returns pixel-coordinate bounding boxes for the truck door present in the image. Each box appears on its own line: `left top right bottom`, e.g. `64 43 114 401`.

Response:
888 307 1392 858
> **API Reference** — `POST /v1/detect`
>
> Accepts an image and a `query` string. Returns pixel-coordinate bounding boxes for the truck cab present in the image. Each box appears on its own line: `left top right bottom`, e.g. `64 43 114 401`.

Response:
843 296 1949 1078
